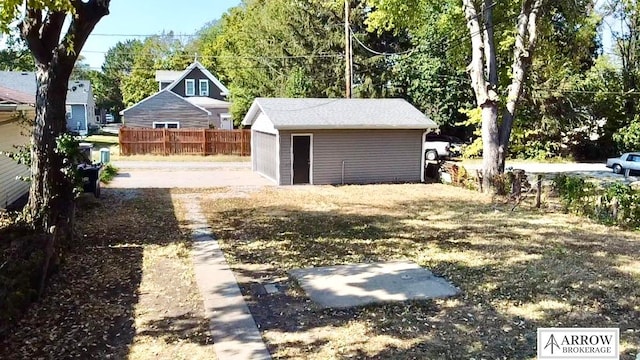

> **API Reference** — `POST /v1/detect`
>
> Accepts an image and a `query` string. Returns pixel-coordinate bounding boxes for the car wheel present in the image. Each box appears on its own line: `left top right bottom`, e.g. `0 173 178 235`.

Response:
426 150 438 161
612 164 623 174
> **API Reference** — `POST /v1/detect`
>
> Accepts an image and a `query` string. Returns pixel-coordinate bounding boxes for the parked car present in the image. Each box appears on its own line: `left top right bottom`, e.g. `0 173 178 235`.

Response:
424 134 465 161
606 152 640 174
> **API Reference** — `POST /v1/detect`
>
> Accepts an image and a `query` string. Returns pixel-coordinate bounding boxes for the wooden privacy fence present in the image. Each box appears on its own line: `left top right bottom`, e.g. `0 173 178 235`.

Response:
119 128 251 156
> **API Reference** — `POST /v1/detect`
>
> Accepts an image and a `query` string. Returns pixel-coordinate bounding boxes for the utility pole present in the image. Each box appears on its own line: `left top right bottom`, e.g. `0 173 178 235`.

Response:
345 0 352 98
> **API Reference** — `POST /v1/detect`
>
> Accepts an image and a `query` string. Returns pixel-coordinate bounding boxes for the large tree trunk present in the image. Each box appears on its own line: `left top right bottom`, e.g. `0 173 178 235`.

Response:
498 0 544 171
463 0 544 192
28 64 77 239
19 1 110 243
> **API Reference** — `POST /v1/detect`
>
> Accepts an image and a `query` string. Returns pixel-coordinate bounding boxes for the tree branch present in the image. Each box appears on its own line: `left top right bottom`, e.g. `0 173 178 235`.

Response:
41 12 68 55
20 7 47 64
56 0 111 70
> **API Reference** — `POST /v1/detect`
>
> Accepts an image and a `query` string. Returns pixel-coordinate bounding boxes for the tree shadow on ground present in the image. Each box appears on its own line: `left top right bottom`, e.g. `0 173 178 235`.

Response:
0 188 212 359
204 185 640 359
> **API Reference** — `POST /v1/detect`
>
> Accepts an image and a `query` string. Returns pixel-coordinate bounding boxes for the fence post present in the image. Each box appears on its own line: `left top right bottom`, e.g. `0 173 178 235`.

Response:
163 128 167 156
536 174 543 208
202 128 207 156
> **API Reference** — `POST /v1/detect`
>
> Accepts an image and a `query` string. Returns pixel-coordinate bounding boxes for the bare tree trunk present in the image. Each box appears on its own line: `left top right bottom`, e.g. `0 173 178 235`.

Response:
498 0 544 170
463 0 501 192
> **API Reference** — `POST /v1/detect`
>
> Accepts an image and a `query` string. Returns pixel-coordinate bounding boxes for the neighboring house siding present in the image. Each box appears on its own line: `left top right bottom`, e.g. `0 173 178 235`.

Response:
208 108 230 129
279 129 423 186
67 104 87 132
123 91 210 128
0 117 29 209
171 68 225 100
253 131 277 182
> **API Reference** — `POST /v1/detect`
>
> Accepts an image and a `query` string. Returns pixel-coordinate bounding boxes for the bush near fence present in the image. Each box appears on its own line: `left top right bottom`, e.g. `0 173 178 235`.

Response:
118 128 251 156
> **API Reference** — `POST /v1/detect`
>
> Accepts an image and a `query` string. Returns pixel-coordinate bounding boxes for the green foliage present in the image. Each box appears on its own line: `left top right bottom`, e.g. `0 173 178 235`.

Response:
121 34 191 107
613 116 640 152
99 164 118 184
553 175 640 229
54 134 84 196
0 33 35 71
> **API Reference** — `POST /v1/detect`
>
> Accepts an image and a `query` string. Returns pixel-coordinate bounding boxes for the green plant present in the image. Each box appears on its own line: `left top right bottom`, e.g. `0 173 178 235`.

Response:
553 175 640 229
100 164 118 184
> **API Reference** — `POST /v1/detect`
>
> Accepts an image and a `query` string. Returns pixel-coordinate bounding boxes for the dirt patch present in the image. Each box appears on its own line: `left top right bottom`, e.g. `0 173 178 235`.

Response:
0 189 216 359
201 183 640 359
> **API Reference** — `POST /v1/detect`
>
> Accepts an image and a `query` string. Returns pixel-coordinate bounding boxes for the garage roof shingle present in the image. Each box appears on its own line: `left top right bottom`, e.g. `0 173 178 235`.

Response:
243 98 437 130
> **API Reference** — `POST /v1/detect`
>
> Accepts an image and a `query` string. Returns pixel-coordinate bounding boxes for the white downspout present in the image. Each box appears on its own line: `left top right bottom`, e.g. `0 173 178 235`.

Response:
421 130 428 182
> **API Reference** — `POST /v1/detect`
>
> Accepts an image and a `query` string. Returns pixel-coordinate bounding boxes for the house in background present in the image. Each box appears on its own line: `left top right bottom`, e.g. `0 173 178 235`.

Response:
242 98 438 186
0 86 33 209
0 71 96 136
120 61 233 130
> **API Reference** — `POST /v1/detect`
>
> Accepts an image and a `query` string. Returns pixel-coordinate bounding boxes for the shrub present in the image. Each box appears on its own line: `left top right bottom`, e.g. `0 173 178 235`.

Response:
553 175 640 229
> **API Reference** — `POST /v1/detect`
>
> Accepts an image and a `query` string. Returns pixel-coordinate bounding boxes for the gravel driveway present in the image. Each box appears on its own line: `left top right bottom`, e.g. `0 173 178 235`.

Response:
106 161 273 188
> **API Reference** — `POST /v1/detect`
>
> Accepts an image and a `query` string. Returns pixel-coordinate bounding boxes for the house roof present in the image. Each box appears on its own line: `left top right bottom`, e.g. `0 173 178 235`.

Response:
185 97 230 109
0 85 34 104
155 70 183 82
165 61 229 96
242 98 438 130
120 89 212 115
0 71 92 104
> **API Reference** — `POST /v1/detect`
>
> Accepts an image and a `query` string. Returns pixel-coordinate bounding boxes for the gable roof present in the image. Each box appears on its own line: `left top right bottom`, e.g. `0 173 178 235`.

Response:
0 85 34 104
120 89 211 116
165 61 229 96
242 98 438 130
184 97 231 109
0 71 92 104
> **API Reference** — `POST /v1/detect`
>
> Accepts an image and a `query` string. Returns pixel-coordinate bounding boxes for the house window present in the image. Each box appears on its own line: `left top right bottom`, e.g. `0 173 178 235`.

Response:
185 79 195 96
199 79 209 96
152 122 180 129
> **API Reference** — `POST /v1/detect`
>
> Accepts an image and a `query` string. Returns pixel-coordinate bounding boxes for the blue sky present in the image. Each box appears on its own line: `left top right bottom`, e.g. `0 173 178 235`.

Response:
81 0 241 69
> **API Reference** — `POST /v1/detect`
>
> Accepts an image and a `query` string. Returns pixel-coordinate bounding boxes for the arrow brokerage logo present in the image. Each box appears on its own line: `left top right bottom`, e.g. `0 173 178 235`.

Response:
537 328 619 359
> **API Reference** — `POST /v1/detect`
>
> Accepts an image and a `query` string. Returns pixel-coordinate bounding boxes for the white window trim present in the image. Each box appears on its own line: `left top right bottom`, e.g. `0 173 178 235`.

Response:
199 79 209 96
185 79 196 96
290 133 313 185
152 121 180 129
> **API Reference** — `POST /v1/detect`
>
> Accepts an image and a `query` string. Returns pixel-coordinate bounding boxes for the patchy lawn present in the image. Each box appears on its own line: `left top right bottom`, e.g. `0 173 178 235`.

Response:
201 183 640 360
0 189 216 359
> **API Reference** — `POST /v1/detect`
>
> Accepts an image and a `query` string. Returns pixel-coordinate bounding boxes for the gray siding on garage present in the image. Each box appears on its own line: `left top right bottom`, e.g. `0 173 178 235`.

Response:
253 131 277 182
278 129 423 186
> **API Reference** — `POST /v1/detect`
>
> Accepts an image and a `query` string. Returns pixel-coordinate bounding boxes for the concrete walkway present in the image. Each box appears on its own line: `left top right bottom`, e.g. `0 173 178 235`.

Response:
184 198 272 360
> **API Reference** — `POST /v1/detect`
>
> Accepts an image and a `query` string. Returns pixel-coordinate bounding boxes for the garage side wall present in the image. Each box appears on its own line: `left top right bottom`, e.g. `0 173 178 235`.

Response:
253 131 278 182
279 129 423 185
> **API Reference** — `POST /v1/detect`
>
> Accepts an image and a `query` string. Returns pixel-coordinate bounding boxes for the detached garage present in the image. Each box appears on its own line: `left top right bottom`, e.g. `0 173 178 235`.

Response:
242 98 438 185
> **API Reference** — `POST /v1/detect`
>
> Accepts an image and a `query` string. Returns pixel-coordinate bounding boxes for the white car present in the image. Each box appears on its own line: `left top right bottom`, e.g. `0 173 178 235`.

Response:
606 152 640 174
424 134 464 161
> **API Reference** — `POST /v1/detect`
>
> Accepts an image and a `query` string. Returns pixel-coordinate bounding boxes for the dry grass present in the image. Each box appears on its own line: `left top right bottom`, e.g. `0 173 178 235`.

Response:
201 183 640 360
0 189 217 359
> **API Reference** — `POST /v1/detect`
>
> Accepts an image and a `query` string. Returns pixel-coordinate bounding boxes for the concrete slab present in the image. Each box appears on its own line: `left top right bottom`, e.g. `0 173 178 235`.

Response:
184 198 272 360
289 261 459 309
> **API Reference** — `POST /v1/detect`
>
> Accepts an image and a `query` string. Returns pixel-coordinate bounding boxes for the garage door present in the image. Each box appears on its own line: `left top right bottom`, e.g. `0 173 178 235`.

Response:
253 131 277 182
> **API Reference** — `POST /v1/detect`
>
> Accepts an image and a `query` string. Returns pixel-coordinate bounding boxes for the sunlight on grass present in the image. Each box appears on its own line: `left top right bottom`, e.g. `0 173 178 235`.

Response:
201 183 640 359
498 300 571 321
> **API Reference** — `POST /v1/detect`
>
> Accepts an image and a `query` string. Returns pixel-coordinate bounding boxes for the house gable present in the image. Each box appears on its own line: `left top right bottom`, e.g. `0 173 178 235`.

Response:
165 62 229 100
